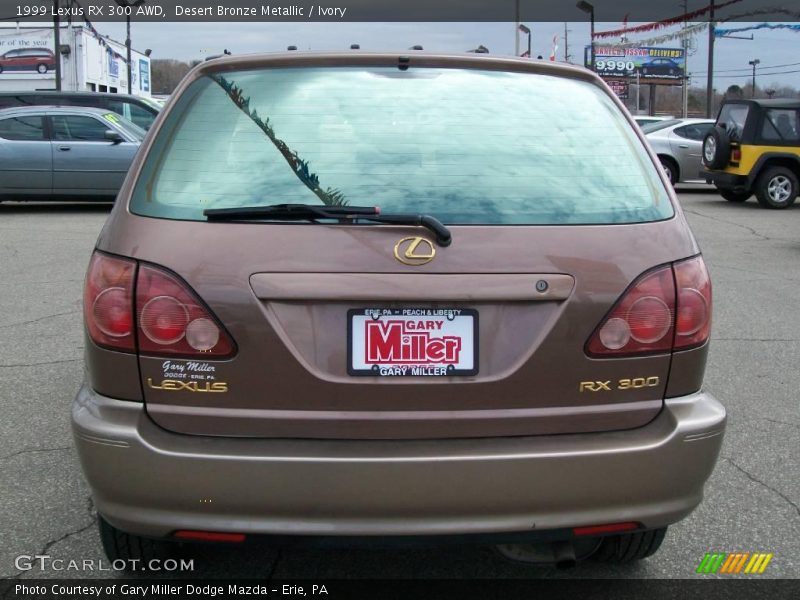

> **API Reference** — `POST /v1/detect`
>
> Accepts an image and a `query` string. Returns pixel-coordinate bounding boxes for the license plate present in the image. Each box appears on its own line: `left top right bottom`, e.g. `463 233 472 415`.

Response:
348 308 478 377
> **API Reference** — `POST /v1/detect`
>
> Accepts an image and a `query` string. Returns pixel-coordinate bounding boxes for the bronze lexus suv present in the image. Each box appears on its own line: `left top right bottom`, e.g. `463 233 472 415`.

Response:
72 52 725 568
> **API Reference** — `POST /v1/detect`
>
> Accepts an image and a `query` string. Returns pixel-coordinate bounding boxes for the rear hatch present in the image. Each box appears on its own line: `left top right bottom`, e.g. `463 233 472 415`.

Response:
101 54 699 439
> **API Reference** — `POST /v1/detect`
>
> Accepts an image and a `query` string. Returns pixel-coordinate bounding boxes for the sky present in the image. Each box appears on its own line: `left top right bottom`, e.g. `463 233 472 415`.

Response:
90 20 800 91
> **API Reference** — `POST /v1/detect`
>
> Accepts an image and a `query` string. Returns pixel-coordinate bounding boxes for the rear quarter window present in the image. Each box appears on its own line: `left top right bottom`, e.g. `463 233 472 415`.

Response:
131 66 673 225
761 108 800 142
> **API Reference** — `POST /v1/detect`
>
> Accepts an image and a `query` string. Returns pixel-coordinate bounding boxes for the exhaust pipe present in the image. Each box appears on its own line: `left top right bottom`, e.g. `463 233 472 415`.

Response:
551 540 577 569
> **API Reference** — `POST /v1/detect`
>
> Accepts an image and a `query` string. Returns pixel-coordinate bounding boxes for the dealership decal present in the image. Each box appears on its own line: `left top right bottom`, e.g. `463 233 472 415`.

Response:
149 360 226 391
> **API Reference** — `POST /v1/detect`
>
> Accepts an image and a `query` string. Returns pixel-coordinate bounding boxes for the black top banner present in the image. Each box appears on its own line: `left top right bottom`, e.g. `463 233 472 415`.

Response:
1 0 799 22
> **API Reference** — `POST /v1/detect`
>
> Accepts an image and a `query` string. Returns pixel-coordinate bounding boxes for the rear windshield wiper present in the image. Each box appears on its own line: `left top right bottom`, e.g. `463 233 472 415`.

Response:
203 204 452 247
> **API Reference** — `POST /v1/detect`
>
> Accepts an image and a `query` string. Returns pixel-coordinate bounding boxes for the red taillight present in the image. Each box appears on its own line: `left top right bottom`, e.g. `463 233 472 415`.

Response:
573 522 639 537
586 266 676 356
174 530 246 543
673 256 712 350
84 253 136 352
136 264 235 357
586 256 712 357
732 148 742 161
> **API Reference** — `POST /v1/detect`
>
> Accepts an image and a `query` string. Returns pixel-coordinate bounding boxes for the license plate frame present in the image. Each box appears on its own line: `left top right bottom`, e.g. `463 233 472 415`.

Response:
347 308 479 377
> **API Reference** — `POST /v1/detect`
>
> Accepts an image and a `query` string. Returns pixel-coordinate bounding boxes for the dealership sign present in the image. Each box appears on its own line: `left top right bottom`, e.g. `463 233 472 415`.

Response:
139 58 150 92
585 46 686 85
0 28 55 78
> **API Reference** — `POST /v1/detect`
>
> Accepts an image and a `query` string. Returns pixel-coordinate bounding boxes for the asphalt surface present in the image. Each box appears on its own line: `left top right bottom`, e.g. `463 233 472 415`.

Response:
0 188 798 581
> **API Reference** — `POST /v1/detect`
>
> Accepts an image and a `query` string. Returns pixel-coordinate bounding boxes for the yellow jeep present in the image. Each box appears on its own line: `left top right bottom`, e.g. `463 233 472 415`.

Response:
702 99 800 209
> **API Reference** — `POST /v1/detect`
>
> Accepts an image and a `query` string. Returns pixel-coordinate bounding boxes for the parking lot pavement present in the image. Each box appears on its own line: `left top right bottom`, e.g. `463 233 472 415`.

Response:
0 191 798 581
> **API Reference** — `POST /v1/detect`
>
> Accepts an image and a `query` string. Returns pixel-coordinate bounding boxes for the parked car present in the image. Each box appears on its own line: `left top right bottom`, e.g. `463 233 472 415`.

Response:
0 91 160 130
0 106 143 201
644 118 716 184
0 47 56 74
703 98 800 208
640 58 683 78
73 52 724 569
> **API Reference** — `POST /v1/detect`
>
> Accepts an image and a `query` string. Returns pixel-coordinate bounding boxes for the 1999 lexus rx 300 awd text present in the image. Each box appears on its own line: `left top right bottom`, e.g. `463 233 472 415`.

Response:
72 52 725 568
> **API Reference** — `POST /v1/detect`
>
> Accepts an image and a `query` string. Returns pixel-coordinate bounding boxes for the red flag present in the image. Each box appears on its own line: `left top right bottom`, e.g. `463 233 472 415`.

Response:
549 34 558 61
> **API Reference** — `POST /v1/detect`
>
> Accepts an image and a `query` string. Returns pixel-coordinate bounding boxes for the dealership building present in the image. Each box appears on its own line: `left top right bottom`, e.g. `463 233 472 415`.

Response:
0 23 151 97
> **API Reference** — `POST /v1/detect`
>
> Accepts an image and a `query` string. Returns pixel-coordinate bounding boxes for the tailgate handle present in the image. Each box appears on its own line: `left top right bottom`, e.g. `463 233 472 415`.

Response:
250 273 575 301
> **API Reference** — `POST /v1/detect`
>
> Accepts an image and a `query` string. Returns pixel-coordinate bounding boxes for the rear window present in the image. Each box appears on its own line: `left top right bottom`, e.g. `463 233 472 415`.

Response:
131 66 672 225
717 103 749 140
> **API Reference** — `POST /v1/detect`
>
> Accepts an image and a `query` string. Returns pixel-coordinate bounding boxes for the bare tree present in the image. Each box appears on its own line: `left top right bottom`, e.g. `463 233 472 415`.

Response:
151 59 193 94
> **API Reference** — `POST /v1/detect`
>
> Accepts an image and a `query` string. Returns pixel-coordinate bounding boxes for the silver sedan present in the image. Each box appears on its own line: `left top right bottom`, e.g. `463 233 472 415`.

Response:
0 105 143 201
643 118 715 185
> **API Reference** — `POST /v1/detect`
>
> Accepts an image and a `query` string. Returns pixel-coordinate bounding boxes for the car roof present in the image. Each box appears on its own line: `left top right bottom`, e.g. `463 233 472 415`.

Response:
722 98 800 110
0 105 119 117
0 91 149 102
193 51 600 85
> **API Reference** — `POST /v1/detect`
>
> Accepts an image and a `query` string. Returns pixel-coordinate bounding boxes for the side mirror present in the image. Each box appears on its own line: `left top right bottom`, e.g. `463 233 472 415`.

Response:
104 129 124 144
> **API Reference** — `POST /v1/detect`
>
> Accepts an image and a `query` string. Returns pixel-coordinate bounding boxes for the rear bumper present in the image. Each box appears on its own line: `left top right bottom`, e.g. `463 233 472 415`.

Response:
72 384 725 539
703 169 749 191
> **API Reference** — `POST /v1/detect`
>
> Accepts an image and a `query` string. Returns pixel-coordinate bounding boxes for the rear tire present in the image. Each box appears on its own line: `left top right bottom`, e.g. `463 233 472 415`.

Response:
659 157 678 185
98 515 178 567
590 528 667 564
754 166 798 209
720 189 751 203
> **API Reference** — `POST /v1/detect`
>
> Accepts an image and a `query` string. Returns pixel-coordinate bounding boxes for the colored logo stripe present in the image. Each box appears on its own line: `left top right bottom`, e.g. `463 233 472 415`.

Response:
697 553 726 573
697 552 773 574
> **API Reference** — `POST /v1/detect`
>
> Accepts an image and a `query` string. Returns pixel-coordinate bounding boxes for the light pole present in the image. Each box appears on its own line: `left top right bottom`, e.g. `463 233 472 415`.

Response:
748 58 760 98
52 0 61 91
706 0 715 117
114 0 145 95
576 1 595 71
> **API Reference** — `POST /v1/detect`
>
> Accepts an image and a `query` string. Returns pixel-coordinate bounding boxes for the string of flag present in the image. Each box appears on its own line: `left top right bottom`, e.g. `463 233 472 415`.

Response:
592 0 742 39
592 7 800 50
70 0 130 64
595 22 709 49
715 22 800 36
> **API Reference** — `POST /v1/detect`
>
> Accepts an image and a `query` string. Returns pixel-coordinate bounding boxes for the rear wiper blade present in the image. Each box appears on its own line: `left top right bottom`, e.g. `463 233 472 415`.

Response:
204 204 452 247
204 203 379 221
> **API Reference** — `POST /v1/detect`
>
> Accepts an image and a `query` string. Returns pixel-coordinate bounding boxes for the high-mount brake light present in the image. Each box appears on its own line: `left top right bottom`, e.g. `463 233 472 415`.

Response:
586 256 712 357
83 253 136 353
136 264 235 357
